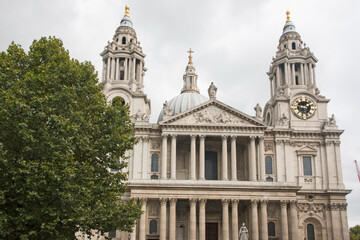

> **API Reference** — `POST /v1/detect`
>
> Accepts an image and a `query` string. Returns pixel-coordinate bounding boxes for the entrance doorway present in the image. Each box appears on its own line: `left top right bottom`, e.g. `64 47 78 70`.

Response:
206 223 218 240
205 151 218 180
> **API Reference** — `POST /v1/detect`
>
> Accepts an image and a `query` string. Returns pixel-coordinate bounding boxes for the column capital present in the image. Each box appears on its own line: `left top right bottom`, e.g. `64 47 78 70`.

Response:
260 199 269 206
222 135 228 140
251 199 259 206
250 135 256 141
189 198 198 204
139 197 148 203
231 199 239 206
161 134 168 138
142 136 149 142
280 200 288 207
258 136 264 141
231 135 237 140
169 198 177 206
190 134 197 140
222 199 230 206
160 198 168 205
199 198 207 205
171 134 177 139
199 135 206 140
290 200 298 206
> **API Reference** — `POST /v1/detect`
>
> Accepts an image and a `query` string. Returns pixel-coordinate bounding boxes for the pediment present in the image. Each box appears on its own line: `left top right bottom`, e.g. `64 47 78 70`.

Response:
160 100 266 127
296 145 318 155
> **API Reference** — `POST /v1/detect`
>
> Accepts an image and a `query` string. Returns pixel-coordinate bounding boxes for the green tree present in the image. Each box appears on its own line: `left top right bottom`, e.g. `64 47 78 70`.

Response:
351 225 360 240
0 37 141 240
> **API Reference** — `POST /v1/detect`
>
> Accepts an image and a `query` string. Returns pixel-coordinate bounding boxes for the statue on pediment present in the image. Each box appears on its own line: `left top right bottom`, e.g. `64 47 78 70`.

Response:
208 82 217 100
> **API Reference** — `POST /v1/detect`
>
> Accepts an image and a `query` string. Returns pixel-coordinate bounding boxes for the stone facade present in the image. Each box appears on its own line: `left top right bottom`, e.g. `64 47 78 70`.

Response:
97 7 350 240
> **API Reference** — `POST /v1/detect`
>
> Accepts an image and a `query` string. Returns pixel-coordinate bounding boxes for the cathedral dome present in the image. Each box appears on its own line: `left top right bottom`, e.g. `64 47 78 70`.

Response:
157 92 208 122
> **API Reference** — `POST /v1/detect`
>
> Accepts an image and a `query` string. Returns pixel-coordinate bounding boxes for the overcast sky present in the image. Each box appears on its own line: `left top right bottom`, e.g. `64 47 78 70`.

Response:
1 0 359 228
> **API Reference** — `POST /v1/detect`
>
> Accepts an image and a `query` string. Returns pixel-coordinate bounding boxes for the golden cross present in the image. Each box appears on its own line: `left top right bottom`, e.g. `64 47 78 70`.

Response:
286 10 290 22
187 48 194 63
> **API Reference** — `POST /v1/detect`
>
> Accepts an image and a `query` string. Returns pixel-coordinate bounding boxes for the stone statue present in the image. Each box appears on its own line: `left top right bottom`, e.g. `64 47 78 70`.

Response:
208 82 217 100
329 114 336 125
239 223 249 240
254 103 262 118
163 101 172 116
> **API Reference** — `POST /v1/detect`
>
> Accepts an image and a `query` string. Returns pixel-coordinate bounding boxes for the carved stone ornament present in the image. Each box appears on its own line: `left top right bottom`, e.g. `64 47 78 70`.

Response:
329 203 347 211
298 203 325 214
275 113 288 126
190 106 247 124
265 141 274 152
254 103 262 118
151 140 160 149
134 109 150 122
148 202 160 216
163 101 173 116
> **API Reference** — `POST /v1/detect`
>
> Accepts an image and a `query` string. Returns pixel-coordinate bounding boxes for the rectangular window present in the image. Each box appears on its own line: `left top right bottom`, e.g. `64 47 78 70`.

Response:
303 156 312 176
120 70 125 80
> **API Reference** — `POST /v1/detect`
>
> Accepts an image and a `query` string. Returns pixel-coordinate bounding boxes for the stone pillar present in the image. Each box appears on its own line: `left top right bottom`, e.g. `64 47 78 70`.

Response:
160 198 167 240
309 63 313 85
291 63 296 85
170 135 177 179
325 140 337 188
139 60 143 84
199 199 207 240
231 136 237 181
289 200 298 240
276 65 281 88
249 136 257 181
169 198 177 240
312 64 317 85
222 199 229 240
304 63 309 84
334 141 344 188
139 198 147 240
132 57 136 81
124 58 128 80
142 137 149 179
199 135 205 180
270 78 273 97
111 57 116 80
115 57 119 80
276 140 284 182
161 134 168 179
260 200 268 240
280 200 289 240
340 203 350 240
284 62 288 84
231 200 239 240
106 57 111 81
222 135 228 180
259 137 265 181
251 200 259 240
300 63 304 85
189 198 197 240
190 135 197 180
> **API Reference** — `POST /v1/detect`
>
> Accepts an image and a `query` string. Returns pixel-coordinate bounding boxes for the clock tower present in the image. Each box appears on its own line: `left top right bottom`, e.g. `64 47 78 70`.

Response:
263 11 330 131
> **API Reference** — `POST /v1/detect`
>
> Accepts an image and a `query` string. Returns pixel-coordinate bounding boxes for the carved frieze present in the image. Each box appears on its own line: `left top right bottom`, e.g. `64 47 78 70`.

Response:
148 201 160 216
329 203 347 211
151 140 160 149
264 141 274 152
298 203 325 215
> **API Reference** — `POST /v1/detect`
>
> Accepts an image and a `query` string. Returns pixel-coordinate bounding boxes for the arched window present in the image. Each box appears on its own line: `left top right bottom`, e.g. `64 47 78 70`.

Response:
265 156 273 174
292 42 296 50
307 223 315 240
112 97 125 106
151 153 159 172
122 37 126 44
268 221 276 237
150 220 157 234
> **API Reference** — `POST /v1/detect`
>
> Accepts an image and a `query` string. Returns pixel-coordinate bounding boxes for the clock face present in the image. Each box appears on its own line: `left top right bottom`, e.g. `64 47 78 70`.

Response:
291 96 317 120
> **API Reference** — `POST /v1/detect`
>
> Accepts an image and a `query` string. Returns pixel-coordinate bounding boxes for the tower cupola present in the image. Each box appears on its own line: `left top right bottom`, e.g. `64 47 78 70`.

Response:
181 49 199 93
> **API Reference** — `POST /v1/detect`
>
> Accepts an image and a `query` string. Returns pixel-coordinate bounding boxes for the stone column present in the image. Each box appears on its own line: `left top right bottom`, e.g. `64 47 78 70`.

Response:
284 62 288 84
231 200 239 240
334 141 344 187
251 200 259 240
139 198 147 240
280 200 289 240
270 78 273 97
190 135 197 180
304 63 309 84
170 135 177 179
289 200 298 240
169 198 177 240
300 63 304 85
276 65 281 88
139 60 143 84
189 198 197 240
124 58 128 80
259 137 265 181
340 203 350 240
199 135 205 180
260 200 268 240
199 199 207 240
312 64 317 85
222 199 229 240
115 57 119 80
325 140 337 188
161 134 168 179
142 137 149 179
106 57 111 81
132 57 136 81
231 136 237 181
160 198 167 240
249 136 257 181
308 63 313 85
276 140 284 182
291 63 295 84
222 135 228 180
111 57 116 80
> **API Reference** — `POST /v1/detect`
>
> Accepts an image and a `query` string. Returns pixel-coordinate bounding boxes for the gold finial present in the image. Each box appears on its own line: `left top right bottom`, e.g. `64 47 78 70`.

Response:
286 10 291 22
187 48 194 64
125 5 130 16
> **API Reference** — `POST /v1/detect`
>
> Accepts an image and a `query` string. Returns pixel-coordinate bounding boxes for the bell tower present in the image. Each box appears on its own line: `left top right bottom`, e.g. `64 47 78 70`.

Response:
263 11 330 130
101 5 151 122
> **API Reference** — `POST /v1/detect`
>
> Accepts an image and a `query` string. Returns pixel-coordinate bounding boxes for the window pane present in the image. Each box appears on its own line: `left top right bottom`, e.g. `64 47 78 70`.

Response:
268 221 276 236
150 220 157 234
265 156 273 174
151 153 159 172
307 224 315 240
303 157 312 176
